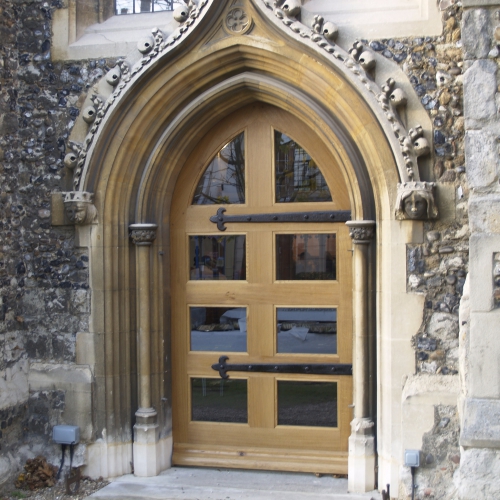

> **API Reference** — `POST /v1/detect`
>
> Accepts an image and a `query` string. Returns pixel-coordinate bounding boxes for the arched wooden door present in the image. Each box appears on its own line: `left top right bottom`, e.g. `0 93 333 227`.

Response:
171 103 353 473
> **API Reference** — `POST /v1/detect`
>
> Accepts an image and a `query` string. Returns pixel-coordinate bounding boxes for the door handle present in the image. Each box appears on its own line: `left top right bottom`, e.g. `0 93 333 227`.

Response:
211 355 352 379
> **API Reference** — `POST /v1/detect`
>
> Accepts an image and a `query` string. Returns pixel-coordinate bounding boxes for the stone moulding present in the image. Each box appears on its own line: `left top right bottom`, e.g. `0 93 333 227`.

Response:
70 0 212 192
259 0 429 182
67 0 435 216
64 191 98 225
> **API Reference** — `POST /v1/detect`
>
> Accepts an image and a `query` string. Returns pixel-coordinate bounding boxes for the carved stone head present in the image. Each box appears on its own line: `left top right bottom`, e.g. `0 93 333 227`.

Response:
395 182 438 221
64 191 98 225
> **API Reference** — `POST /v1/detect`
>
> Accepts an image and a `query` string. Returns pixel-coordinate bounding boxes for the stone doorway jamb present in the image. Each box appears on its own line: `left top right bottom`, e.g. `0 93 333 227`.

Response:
129 223 161 477
346 220 376 493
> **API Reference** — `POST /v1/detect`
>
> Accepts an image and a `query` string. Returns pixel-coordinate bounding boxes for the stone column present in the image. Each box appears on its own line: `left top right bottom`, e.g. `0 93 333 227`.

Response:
129 223 161 477
346 220 376 493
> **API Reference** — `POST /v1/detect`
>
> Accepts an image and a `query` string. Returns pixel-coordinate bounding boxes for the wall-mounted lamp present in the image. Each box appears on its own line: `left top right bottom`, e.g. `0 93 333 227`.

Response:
53 425 80 482
405 449 420 500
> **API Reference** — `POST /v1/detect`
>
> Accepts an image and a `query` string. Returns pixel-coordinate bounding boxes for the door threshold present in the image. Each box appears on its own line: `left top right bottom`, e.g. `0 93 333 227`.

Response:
85 467 381 500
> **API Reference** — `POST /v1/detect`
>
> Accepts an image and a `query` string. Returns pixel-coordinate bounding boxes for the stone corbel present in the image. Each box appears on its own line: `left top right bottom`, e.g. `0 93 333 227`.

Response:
395 181 438 221
64 191 98 225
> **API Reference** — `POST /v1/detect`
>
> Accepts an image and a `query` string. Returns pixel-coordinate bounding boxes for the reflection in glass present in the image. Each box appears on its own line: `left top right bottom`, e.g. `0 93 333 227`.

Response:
191 378 248 423
193 133 245 205
277 308 337 354
190 307 247 352
189 235 246 280
275 131 332 203
276 234 336 280
277 381 338 427
115 0 182 14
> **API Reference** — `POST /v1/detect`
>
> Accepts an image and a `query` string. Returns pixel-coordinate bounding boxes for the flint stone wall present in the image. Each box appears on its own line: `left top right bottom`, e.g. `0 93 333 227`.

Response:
0 0 114 491
0 0 493 498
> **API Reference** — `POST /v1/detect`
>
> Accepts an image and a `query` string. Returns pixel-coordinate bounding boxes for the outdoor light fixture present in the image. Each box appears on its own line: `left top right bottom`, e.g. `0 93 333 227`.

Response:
53 425 80 445
404 449 420 500
53 424 81 491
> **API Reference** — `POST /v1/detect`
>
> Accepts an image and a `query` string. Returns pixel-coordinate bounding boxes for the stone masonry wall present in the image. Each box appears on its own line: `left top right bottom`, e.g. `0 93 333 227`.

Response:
0 0 116 491
457 0 500 499
0 0 481 497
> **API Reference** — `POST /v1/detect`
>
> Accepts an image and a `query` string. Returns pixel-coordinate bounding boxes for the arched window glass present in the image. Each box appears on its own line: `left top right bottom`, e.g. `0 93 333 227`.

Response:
275 130 332 203
192 133 245 205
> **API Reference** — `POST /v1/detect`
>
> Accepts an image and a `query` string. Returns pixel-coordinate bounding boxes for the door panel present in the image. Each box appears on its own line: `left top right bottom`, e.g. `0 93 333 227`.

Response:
171 103 352 473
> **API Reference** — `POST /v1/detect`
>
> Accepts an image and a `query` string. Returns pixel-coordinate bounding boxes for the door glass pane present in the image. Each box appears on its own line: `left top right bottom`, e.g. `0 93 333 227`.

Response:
191 378 248 423
277 308 337 354
277 381 338 427
190 235 246 280
190 307 247 352
276 234 336 280
275 131 332 203
192 133 245 205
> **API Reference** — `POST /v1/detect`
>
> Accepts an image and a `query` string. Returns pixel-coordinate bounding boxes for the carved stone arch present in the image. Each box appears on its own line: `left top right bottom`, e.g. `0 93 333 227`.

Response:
77 2 422 492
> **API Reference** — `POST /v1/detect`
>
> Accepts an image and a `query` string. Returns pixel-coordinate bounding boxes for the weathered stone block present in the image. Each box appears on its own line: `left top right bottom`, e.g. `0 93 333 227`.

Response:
28 364 93 442
462 8 492 60
402 374 459 452
465 129 499 188
457 448 500 500
462 0 500 6
461 397 500 447
468 311 500 398
469 193 500 235
463 60 497 129
0 360 29 411
468 234 500 312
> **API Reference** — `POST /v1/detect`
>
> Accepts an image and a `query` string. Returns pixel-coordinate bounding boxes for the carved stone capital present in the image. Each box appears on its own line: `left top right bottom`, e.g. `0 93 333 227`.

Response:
346 221 376 244
129 223 158 246
395 181 438 220
64 191 98 225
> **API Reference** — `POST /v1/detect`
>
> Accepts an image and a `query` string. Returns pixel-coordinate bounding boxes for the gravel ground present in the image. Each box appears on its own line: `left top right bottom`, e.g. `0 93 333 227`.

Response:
0 476 108 500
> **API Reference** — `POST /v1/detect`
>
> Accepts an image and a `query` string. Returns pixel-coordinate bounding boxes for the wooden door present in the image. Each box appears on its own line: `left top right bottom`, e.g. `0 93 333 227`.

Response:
171 103 353 473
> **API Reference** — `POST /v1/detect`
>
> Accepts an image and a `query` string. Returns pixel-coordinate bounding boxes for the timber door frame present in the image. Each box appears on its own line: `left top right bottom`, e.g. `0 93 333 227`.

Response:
170 103 354 473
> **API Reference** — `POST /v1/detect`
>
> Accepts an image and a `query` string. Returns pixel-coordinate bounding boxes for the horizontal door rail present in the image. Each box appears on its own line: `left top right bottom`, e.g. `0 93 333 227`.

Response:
210 208 352 231
211 355 353 379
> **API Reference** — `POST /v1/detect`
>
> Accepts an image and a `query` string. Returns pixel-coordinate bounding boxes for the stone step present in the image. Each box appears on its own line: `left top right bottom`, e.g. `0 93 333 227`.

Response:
85 468 381 500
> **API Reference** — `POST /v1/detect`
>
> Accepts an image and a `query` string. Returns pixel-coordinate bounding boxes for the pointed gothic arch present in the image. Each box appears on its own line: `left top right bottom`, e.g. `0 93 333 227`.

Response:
73 1 428 492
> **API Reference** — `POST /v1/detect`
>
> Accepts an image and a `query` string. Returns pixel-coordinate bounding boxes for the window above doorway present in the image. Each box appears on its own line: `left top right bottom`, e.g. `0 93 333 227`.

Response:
115 0 182 15
51 0 182 60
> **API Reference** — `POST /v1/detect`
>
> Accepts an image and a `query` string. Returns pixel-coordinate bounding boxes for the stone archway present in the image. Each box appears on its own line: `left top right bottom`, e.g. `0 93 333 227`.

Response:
67 0 430 493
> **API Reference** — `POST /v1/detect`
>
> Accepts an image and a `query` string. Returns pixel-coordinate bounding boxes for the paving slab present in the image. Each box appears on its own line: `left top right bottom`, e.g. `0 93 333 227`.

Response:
85 467 381 500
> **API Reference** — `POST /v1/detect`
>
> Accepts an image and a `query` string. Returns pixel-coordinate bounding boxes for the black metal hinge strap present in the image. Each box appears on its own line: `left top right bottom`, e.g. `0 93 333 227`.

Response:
211 355 353 379
210 207 352 231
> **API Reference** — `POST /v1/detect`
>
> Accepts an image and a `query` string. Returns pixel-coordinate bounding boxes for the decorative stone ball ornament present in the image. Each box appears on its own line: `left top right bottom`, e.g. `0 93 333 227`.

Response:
64 152 78 169
64 191 98 225
395 182 438 220
281 0 301 18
